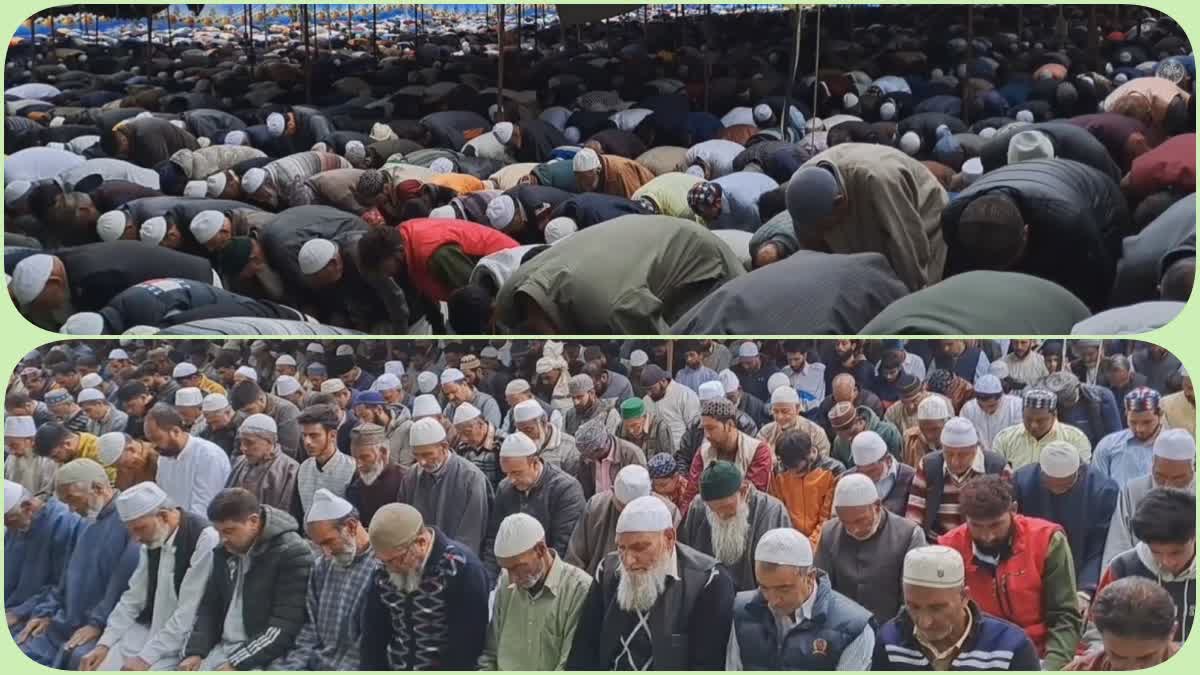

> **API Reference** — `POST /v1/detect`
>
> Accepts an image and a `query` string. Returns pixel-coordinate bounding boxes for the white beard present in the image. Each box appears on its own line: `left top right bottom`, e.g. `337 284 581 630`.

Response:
359 464 384 486
706 500 751 566
389 571 422 593
616 555 671 613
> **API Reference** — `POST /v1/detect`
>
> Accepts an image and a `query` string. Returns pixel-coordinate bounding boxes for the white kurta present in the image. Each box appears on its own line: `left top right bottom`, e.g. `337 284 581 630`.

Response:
643 381 700 452
97 527 219 670
156 436 232 517
960 395 1024 452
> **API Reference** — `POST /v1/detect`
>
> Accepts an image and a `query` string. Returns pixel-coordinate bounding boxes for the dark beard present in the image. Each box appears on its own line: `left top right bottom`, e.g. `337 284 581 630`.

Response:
835 349 854 362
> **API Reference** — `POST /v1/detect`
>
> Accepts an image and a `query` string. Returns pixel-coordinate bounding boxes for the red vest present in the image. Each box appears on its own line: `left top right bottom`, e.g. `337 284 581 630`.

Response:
939 514 1063 655
399 218 519 302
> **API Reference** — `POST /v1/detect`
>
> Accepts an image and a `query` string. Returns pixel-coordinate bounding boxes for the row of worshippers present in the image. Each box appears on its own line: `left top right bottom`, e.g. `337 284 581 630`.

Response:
4 9 1195 335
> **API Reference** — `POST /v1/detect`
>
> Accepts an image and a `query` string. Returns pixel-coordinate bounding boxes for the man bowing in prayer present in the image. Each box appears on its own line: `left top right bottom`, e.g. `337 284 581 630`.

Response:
479 513 594 671
727 528 875 670
79 482 218 671
267 490 377 671
567 495 736 670
679 461 791 591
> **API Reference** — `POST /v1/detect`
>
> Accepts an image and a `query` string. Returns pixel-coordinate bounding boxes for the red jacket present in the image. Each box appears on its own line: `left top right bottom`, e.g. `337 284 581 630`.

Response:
1124 133 1196 198
940 514 1063 655
399 218 518 302
682 433 774 508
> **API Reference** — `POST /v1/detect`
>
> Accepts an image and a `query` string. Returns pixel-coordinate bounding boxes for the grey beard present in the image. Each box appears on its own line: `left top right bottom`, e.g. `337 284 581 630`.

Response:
616 555 672 613
389 571 421 593
706 500 751 566
359 465 384 485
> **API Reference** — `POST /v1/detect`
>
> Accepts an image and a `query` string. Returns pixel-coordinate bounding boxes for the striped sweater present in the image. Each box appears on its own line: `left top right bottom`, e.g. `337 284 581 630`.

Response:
872 602 1041 670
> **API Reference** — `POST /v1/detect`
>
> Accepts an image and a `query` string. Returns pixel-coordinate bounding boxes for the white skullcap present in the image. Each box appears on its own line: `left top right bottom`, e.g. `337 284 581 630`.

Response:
107 348 129 361
843 93 860 109
686 165 706 178
61 312 104 335
879 101 897 120
4 415 36 438
719 369 740 394
544 217 577 244
564 126 581 144
962 156 984 180
372 373 401 392
629 350 649 368
429 157 455 175
77 388 105 404
224 130 248 146
614 464 652 505
50 116 66 128
80 374 103 392
412 394 442 418
975 374 1003 395
240 413 277 436
767 373 791 395
573 148 601 172
183 180 207 200
266 112 286 136
940 416 978 447
385 361 406 377
5 480 27 514
275 354 297 368
753 103 773 122
336 345 354 357
453 403 481 425
506 379 532 396
235 366 258 382
979 127 998 140
417 372 439 394
320 379 346 394
429 204 456 218
97 432 126 467
1039 441 1081 478
917 396 952 421
311 142 329 153
173 362 198 378
904 545 965 588
500 431 538 458
494 512 545 558
512 400 545 423
95 210 127 241
242 167 267 195
299 238 337 275
899 131 921 156
274 376 301 397
344 141 366 165
1015 110 1035 123
738 342 759 358
306 487 354 523
190 210 225 244
754 527 814 567
441 368 466 385
771 386 800 406
698 380 725 402
202 393 230 413
989 360 1010 380
486 194 517 228
206 172 228 197
176 387 204 407
1008 130 1056 164
492 121 515 144
11 254 55 305
851 430 888 466
833 473 880 508
139 217 168 245
5 180 32 206
481 347 500 360
409 417 447 446
1154 428 1195 462
115 481 169 522
615 494 674 535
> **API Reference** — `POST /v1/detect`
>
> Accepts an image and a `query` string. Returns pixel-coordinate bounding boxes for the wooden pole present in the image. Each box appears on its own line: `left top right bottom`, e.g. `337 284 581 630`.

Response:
497 3 506 122
372 4 378 57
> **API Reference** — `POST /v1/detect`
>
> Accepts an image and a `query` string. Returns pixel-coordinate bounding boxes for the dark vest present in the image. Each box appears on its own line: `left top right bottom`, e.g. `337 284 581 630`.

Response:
820 512 921 623
934 347 983 383
922 450 1008 535
732 573 873 670
596 543 717 669
137 509 210 625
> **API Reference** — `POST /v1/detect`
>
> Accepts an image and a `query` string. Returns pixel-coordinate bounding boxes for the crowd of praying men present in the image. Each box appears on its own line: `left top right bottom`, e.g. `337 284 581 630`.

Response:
2 6 1197 336
2 337 1195 670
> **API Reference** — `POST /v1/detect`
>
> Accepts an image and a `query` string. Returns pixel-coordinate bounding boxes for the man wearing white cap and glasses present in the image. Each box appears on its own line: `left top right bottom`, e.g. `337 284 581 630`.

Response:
901 395 952 468
4 415 56 497
732 342 775 404
843 430 917 516
906 416 1013 539
145 403 231 518
194 394 244 458
172 387 205 430
78 483 219 672
1013 441 1118 613
484 432 586 578
268 489 377 671
959 374 1024 452
451 402 505 489
816 474 926 623
512 398 580 476
758 384 833 459
441 367 502 429
1103 428 1196 570
4 479 85 629
225 415 300 514
479 513 593 671
727 527 874 670
397 417 493 556
871 545 1040 670
17 459 139 668
501 379 564 436
566 495 735 670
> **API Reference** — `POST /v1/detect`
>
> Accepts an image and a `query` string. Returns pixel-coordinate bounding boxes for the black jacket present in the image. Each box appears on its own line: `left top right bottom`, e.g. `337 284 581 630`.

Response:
979 121 1122 183
483 462 587 577
182 109 247 141
97 279 291 333
421 111 489 150
1111 193 1195 306
58 241 214 312
514 120 569 163
550 193 650 229
185 505 313 670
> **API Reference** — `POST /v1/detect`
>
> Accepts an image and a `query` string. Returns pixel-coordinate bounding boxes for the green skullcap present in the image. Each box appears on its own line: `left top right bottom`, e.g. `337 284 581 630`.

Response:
700 460 743 501
620 398 646 420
